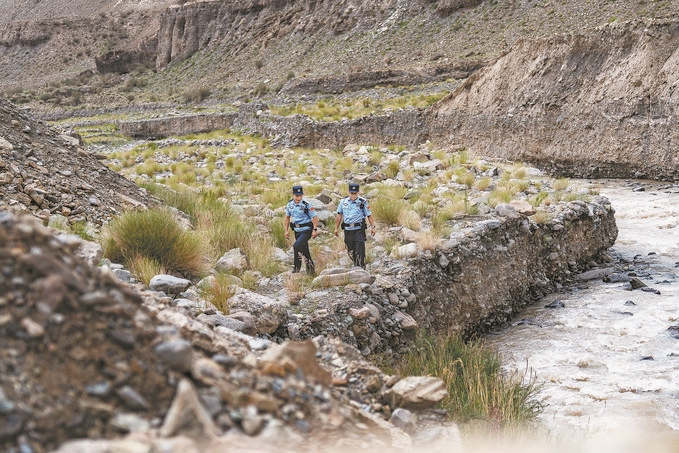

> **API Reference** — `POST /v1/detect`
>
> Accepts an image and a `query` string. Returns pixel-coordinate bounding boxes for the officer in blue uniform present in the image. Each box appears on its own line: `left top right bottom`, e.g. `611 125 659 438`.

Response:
284 185 318 275
334 182 375 269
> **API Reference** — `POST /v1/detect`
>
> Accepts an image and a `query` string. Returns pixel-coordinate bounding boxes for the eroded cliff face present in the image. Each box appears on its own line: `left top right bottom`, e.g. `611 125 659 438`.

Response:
155 0 408 68
118 16 679 182
284 197 618 354
427 19 679 180
154 0 490 70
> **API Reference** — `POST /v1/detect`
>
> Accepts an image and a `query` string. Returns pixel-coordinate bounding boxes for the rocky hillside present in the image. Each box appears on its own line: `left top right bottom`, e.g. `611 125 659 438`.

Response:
2 0 678 111
0 94 622 452
0 98 154 226
0 208 461 453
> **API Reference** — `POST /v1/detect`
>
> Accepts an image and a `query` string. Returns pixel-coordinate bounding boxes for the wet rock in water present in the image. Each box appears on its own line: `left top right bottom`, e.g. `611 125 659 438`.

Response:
624 300 636 306
578 268 614 281
512 318 541 327
625 277 648 290
667 325 679 339
612 311 634 316
544 300 565 309
640 287 661 295
603 272 631 283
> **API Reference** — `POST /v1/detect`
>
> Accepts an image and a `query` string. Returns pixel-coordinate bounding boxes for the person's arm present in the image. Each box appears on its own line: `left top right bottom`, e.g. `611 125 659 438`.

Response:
367 215 376 236
284 215 291 240
334 213 342 237
311 216 319 238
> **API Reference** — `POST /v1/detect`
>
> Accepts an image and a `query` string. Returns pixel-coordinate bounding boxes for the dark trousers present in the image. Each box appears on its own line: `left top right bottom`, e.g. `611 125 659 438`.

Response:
344 228 366 268
293 230 315 274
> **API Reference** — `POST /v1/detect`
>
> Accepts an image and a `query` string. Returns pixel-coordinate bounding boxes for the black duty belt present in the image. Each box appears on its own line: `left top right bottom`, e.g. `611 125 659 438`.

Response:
293 222 313 229
344 222 362 228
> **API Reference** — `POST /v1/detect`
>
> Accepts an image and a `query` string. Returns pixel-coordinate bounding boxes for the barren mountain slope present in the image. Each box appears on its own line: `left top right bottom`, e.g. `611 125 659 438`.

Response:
0 0 175 23
1 0 678 111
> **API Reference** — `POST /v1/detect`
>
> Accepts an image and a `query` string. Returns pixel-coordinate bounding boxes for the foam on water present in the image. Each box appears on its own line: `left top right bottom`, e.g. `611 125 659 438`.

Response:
487 179 679 444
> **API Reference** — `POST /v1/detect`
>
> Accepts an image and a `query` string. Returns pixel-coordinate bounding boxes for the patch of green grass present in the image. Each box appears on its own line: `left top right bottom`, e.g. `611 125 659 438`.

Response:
199 272 237 313
269 217 288 249
371 194 409 226
142 184 282 277
102 207 206 279
269 91 447 121
128 255 164 286
553 177 570 191
397 332 543 429
530 191 549 208
531 209 553 224
385 159 400 178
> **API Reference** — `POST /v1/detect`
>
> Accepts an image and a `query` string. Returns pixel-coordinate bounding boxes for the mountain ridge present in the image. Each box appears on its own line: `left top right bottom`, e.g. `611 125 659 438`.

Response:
2 0 677 112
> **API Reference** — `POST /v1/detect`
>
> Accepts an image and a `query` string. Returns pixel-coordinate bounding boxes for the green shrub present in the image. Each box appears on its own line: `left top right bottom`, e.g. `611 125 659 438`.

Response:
397 332 543 429
199 272 236 313
371 196 409 226
102 207 206 279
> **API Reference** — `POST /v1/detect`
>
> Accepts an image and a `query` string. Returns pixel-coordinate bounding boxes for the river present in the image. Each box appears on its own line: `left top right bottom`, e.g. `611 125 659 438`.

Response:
486 179 679 451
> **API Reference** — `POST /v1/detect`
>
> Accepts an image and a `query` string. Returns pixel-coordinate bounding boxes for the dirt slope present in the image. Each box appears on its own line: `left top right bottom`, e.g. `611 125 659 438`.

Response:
0 98 154 224
426 18 679 180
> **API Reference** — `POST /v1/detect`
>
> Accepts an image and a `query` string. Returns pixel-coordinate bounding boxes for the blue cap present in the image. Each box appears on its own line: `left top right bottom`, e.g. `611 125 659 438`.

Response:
348 183 359 193
292 185 303 195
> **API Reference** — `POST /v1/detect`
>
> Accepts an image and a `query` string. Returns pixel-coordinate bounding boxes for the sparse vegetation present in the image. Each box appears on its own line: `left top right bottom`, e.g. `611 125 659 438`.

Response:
93 124 594 283
396 332 543 430
199 272 237 313
101 207 207 280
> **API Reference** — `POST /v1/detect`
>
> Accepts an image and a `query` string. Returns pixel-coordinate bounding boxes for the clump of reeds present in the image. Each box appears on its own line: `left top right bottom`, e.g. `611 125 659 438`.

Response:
396 332 543 432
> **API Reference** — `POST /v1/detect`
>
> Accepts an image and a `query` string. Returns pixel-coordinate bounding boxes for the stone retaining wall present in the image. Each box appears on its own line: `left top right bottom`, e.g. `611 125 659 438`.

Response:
116 107 425 148
399 197 618 338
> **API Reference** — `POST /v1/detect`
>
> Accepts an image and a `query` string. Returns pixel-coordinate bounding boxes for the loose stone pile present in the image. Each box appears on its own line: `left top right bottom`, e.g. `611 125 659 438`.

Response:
0 98 154 226
0 210 460 453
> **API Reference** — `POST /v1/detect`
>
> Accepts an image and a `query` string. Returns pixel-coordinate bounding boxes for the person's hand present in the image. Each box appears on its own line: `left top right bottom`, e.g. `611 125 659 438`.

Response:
285 231 290 240
312 229 318 238
370 226 376 237
334 228 339 237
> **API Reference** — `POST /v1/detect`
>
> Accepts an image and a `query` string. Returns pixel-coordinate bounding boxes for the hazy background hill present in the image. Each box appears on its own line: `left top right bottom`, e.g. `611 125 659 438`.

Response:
1 0 677 114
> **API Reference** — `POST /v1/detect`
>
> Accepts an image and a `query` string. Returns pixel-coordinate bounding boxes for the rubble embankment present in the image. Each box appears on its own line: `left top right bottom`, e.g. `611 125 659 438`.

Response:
281 197 618 356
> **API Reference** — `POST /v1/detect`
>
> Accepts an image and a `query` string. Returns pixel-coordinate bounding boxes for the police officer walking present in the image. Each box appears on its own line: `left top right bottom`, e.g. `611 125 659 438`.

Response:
334 182 375 269
284 185 318 275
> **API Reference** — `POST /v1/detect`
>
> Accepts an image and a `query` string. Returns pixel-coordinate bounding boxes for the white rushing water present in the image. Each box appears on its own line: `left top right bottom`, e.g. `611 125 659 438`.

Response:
486 179 679 450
